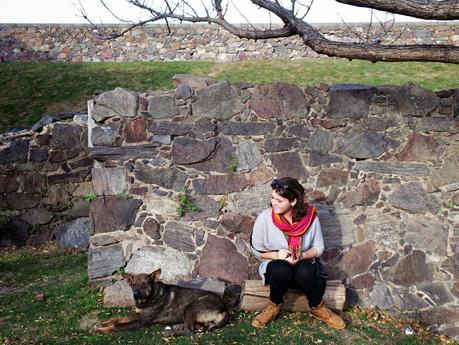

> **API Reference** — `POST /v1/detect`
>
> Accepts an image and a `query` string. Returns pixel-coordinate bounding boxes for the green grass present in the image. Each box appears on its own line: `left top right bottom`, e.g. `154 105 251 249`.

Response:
0 244 456 345
1 59 459 132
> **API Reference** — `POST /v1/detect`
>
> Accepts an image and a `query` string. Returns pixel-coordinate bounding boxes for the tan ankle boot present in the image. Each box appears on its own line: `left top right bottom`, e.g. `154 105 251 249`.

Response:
311 300 345 330
251 300 282 328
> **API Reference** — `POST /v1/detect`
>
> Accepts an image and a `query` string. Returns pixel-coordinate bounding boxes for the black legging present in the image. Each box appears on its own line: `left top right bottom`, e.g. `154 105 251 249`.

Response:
264 259 326 308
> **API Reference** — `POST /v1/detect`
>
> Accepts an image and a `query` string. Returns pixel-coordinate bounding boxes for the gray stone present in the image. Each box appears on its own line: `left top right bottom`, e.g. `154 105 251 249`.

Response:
18 172 46 193
420 306 459 325
88 243 125 279
337 131 391 159
91 167 127 196
20 207 53 225
236 140 262 171
0 139 29 164
326 84 374 119
49 149 80 162
431 161 459 189
172 74 215 89
227 185 271 217
29 147 48 162
441 255 459 279
7 193 40 209
404 216 448 256
287 123 310 138
91 124 119 146
163 221 196 252
174 85 193 100
264 138 296 153
55 217 90 249
183 194 221 221
388 182 440 214
198 234 248 284
393 292 430 309
193 81 244 120
90 197 142 233
50 123 82 150
219 122 275 136
133 162 187 191
317 206 355 247
151 135 171 145
418 282 456 305
171 137 217 165
394 83 439 117
92 87 138 122
149 121 192 136
417 117 452 132
62 198 91 219
73 114 88 126
308 151 343 167
147 94 180 118
90 231 124 246
124 246 193 283
144 194 179 216
362 211 400 249
269 152 308 181
176 278 226 297
250 83 310 119
368 282 394 309
354 161 429 176
192 174 247 195
103 280 135 307
308 130 332 153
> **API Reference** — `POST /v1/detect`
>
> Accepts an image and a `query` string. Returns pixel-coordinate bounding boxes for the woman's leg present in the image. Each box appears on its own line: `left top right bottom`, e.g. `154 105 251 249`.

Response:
293 260 324 308
265 259 295 305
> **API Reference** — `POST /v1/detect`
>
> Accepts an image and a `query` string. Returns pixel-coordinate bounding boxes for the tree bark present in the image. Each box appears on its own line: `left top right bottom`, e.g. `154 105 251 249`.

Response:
336 0 459 20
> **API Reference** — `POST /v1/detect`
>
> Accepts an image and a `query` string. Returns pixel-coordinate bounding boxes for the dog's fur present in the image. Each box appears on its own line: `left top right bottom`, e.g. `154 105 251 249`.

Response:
92 269 229 336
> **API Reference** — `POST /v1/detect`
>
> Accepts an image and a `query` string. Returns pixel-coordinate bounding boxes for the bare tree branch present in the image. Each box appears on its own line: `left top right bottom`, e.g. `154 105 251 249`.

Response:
336 0 459 20
80 0 459 63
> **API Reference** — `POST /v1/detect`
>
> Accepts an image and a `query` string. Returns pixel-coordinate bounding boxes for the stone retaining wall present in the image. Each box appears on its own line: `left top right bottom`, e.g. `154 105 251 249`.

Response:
1 23 458 62
1 75 458 338
0 118 93 248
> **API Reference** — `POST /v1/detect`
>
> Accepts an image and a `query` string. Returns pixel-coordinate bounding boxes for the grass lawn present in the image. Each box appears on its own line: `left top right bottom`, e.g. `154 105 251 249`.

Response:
1 59 459 132
0 243 456 345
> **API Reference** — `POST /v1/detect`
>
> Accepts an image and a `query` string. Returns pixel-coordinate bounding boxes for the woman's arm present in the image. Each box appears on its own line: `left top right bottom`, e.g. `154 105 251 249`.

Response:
260 249 291 260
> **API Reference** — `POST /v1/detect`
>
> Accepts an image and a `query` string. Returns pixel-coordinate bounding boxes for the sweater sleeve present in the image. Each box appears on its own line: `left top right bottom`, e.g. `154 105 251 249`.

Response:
310 217 325 257
250 210 270 258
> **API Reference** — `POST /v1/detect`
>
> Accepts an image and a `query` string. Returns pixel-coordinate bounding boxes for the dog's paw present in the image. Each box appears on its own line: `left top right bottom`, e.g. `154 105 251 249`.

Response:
162 329 175 338
92 325 110 334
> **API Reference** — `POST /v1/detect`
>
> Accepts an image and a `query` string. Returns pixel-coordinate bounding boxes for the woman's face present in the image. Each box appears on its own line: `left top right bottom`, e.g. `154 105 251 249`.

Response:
271 190 295 215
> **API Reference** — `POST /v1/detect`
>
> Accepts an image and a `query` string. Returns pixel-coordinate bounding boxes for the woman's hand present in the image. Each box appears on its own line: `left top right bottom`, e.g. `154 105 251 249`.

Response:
277 249 291 260
285 256 300 265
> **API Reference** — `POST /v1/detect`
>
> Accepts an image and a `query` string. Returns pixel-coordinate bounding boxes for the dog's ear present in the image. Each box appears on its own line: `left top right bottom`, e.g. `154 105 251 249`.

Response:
151 268 161 281
122 273 134 285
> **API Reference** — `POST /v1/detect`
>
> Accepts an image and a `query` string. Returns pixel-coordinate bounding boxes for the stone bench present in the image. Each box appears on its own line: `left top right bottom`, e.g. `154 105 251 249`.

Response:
240 280 346 312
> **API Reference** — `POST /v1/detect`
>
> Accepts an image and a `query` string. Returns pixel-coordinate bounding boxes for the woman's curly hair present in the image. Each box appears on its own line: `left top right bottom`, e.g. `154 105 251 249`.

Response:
271 177 309 222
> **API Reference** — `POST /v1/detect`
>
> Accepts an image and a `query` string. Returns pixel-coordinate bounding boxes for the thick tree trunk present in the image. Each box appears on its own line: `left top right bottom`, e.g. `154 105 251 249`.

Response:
336 0 459 20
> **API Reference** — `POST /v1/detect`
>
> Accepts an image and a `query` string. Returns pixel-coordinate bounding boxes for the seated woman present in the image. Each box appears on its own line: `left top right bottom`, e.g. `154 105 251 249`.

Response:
250 177 345 329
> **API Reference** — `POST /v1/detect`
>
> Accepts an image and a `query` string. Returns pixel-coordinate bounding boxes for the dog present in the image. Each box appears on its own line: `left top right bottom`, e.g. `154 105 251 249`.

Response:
92 269 229 337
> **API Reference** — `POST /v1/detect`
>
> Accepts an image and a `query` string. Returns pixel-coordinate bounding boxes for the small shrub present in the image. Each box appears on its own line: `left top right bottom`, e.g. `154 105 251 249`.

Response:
176 186 198 217
84 191 96 203
115 192 130 200
228 157 238 173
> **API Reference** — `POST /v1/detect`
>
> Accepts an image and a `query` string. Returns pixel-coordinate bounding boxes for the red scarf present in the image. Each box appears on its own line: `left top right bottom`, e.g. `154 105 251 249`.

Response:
271 205 317 259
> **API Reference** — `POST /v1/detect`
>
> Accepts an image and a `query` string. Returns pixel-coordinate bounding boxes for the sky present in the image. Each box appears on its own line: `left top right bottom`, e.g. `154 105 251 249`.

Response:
0 0 422 24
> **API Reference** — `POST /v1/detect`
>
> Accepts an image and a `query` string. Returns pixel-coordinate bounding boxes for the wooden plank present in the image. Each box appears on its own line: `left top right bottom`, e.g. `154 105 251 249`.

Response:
240 280 346 312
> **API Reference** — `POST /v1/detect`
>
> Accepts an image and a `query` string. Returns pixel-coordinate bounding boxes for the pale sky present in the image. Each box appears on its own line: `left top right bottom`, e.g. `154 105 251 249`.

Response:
0 0 423 24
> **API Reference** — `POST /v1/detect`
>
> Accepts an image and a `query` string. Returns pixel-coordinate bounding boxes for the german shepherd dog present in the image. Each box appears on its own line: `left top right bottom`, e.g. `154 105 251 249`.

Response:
92 269 229 337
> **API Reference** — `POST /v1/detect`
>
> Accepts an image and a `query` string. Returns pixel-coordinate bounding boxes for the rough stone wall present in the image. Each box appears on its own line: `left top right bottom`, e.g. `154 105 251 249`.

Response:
0 117 93 248
85 75 459 338
1 23 458 62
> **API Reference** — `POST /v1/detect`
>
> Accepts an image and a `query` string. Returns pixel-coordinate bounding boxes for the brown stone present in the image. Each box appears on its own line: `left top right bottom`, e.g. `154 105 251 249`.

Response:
219 212 255 235
441 255 459 279
0 175 17 193
250 83 310 119
386 250 434 286
49 149 80 162
351 273 376 289
248 166 275 187
142 217 160 240
316 168 348 187
339 241 376 277
90 197 142 233
269 152 308 181
123 117 147 143
396 132 439 162
341 178 380 208
192 174 247 195
404 216 448 256
186 137 235 173
171 137 217 165
198 235 248 284
420 306 459 325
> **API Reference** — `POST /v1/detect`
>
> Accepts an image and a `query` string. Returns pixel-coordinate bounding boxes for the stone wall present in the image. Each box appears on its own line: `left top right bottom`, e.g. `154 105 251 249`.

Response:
1 23 458 62
1 75 458 337
84 75 459 337
0 118 93 248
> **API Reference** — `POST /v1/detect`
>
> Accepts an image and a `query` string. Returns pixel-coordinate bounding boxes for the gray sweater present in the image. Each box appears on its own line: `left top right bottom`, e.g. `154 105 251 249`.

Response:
250 208 325 284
